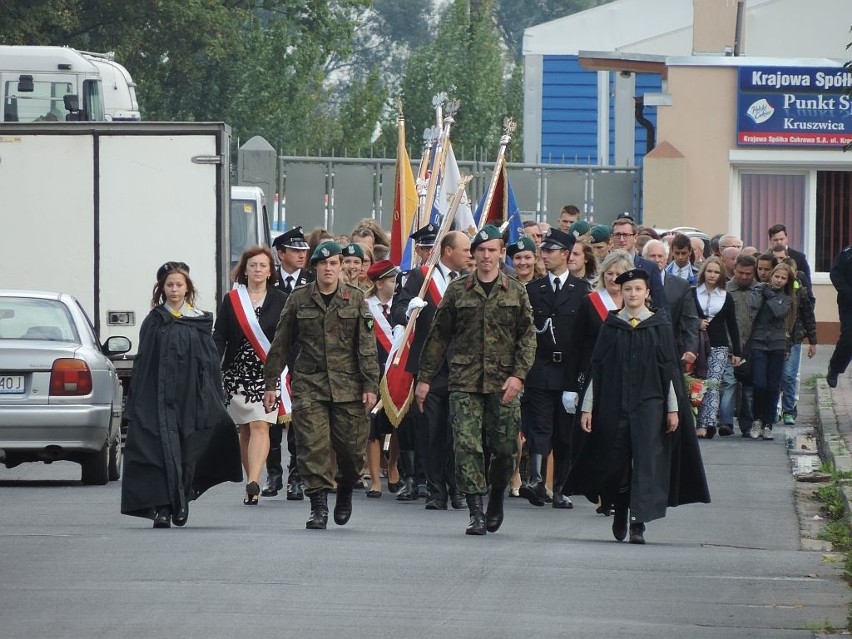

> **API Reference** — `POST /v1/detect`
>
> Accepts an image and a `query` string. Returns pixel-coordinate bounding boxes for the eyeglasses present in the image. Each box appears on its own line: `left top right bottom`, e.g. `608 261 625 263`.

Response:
611 233 636 239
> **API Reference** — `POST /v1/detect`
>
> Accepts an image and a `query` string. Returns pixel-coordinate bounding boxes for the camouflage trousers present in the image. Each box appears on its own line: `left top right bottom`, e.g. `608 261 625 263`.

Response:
449 391 520 495
291 400 369 493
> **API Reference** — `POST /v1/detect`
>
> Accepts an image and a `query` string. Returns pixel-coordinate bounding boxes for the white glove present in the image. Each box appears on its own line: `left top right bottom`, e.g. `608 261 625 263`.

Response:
391 324 405 341
561 391 578 414
405 296 428 319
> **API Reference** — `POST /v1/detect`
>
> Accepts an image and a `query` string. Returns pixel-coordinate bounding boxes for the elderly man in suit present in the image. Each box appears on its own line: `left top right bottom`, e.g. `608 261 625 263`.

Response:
642 240 698 365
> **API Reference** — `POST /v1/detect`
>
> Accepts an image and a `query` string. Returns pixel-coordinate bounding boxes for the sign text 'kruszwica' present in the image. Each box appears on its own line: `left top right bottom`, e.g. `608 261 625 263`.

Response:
737 66 852 147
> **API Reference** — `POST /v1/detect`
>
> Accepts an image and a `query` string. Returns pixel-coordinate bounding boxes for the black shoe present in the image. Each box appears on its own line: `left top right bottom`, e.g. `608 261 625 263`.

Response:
243 481 260 506
827 369 839 388
395 477 418 502
485 485 506 533
333 485 353 526
287 476 305 501
261 474 283 497
450 491 465 510
718 425 734 437
387 480 402 494
552 494 573 509
172 504 188 526
612 507 628 541
306 490 329 530
417 483 429 498
153 506 171 529
629 521 646 544
424 498 448 510
518 482 546 507
705 425 717 440
465 494 487 536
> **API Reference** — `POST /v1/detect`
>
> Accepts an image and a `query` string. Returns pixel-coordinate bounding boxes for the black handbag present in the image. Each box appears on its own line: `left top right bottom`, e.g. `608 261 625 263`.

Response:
694 330 711 379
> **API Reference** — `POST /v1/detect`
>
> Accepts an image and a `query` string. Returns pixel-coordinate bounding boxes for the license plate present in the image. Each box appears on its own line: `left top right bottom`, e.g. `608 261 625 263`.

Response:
0 375 25 394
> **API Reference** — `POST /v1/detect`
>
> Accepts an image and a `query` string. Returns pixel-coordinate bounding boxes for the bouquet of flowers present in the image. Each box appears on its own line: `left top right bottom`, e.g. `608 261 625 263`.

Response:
683 372 719 415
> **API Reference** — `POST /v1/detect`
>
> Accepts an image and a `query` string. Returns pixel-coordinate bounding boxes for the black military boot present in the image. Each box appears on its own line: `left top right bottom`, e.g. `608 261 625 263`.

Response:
305 490 329 530
396 452 418 502
334 484 354 526
612 490 629 542
287 466 305 501
629 518 646 545
465 494 487 536
262 424 284 497
152 506 171 529
261 472 283 497
518 453 546 507
485 484 506 533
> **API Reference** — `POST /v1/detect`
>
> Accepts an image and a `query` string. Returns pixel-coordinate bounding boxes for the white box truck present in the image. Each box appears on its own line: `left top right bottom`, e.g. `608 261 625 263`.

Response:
0 122 271 397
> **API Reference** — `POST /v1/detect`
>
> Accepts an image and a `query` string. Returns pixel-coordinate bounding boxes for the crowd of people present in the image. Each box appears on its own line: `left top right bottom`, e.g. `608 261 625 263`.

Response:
121 207 842 545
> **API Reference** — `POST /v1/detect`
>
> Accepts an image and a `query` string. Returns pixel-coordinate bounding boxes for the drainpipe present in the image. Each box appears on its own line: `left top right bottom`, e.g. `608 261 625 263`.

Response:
734 0 746 55
634 97 655 155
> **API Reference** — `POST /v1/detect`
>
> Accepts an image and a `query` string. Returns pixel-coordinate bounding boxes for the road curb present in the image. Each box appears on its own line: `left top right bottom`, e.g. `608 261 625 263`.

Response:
815 379 852 523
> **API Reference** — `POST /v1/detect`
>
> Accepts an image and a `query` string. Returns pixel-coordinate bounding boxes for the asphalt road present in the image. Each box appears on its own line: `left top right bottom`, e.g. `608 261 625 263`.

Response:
0 383 848 638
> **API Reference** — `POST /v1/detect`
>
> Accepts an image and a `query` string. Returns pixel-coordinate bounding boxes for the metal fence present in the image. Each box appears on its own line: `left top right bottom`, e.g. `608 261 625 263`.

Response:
275 155 641 235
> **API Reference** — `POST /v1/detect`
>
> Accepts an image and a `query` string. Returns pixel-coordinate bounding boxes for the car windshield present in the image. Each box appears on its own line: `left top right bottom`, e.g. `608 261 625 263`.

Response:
0 297 79 342
230 198 258 267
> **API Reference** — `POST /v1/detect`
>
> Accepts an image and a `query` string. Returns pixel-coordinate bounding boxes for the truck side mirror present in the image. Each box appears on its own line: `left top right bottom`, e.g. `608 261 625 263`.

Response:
63 94 80 121
17 75 34 92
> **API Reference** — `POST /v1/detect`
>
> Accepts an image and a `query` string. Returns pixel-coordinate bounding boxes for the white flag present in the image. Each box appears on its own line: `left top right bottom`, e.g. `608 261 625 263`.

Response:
439 144 475 236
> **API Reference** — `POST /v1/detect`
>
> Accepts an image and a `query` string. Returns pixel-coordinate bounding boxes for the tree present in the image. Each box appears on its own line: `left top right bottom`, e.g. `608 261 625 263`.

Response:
395 0 513 159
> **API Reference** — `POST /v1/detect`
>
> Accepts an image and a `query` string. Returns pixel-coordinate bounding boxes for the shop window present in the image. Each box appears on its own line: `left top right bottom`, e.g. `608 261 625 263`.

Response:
815 171 852 273
740 173 806 254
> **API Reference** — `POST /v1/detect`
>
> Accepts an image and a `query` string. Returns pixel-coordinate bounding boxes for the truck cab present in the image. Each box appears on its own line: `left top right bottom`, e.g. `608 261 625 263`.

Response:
0 46 105 122
230 186 272 268
80 51 141 121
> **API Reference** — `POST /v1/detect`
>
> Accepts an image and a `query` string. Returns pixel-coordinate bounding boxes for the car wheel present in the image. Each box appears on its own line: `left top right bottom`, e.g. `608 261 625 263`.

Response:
81 441 109 486
108 430 122 481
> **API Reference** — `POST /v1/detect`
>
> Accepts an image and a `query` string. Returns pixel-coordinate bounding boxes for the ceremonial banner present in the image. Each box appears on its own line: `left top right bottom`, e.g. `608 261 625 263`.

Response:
438 144 475 235
473 162 524 251
379 328 415 427
391 118 418 267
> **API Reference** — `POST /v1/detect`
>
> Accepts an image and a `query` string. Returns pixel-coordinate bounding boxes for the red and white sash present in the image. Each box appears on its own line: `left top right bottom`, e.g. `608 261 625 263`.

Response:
422 265 448 305
589 289 618 322
365 296 394 356
228 286 291 418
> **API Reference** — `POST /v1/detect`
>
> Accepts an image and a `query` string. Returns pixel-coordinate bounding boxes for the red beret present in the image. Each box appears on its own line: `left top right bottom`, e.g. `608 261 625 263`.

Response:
367 259 399 282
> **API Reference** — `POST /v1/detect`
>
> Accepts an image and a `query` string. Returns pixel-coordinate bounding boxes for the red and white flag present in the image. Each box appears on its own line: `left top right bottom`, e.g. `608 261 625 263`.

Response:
229 286 291 423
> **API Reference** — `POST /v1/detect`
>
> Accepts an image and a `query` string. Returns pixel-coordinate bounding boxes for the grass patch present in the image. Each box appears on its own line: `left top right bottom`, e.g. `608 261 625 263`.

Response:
806 373 825 388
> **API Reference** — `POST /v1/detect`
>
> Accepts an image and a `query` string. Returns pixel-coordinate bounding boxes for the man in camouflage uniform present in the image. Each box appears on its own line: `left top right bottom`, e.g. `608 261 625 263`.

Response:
263 241 379 530
416 224 536 536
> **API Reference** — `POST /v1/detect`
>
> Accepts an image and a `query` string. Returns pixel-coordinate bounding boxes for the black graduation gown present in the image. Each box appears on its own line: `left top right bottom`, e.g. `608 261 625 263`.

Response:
121 306 243 521
565 310 710 523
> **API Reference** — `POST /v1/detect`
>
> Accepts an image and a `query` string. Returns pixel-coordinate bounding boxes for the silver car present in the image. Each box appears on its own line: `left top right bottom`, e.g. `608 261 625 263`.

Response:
0 291 130 484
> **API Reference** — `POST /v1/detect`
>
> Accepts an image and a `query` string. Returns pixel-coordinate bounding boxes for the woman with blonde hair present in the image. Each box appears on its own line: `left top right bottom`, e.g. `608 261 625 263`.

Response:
693 257 741 439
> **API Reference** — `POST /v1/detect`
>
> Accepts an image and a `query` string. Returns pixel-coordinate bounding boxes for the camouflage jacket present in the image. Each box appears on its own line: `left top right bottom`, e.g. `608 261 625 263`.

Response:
418 271 536 393
264 282 380 406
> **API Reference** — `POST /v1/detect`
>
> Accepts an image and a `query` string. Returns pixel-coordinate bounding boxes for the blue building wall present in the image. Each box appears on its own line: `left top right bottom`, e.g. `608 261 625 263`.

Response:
541 55 662 166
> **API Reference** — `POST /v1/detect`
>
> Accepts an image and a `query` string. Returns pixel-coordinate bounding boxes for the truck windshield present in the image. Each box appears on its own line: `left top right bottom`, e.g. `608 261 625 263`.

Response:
230 199 259 267
3 79 73 122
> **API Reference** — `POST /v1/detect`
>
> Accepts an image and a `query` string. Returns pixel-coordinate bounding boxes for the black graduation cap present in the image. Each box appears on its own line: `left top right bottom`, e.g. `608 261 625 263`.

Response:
615 268 649 285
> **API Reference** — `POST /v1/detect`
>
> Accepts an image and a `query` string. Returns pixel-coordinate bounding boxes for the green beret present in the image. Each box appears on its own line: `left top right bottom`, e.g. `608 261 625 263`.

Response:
471 224 503 250
310 241 342 265
342 243 364 260
507 236 537 257
590 224 611 243
569 220 591 237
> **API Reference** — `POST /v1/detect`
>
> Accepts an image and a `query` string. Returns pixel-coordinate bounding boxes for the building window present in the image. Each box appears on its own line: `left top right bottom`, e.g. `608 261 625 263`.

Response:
740 173 806 254
816 171 852 273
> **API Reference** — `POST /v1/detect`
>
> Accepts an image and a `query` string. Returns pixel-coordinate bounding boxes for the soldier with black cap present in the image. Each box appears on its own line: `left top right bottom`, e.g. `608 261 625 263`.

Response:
518 227 590 509
566 268 709 545
388 222 439 502
262 241 380 530
392 227 471 510
416 224 536 536
264 227 314 500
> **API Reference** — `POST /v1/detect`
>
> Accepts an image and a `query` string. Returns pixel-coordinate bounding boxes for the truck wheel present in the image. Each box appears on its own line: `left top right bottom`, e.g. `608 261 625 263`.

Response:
108 431 122 481
81 441 109 485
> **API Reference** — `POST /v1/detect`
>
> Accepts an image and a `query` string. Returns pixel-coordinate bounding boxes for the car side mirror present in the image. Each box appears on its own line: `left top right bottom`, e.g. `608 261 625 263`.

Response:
103 335 131 356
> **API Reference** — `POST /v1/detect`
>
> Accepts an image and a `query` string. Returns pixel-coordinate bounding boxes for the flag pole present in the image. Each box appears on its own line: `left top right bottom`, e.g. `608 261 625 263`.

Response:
389 174 472 368
476 117 517 233
419 99 459 232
